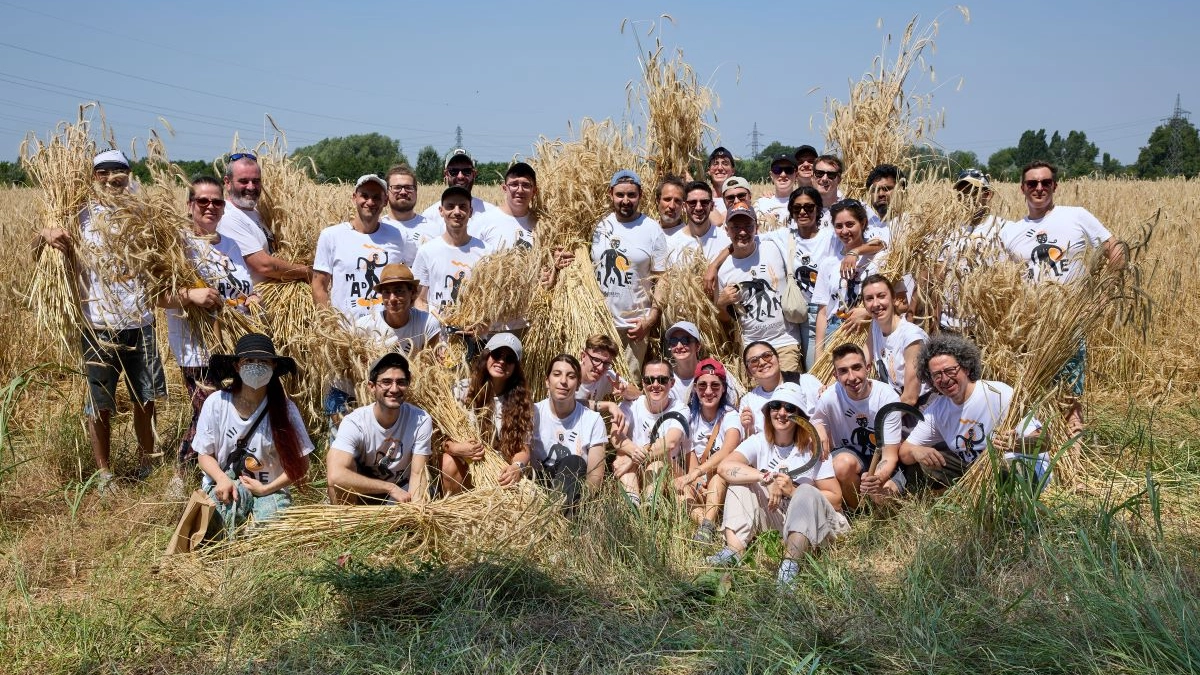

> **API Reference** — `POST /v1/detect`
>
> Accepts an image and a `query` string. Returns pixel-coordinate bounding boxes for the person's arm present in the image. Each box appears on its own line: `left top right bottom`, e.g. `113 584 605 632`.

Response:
814 306 829 356
900 341 923 406
35 227 74 258
243 250 311 282
679 426 743 488
1102 237 1126 271
717 451 766 486
813 475 844 511
311 270 332 307
645 427 683 464
899 439 945 469
627 273 664 340
416 286 430 312
838 239 884 278
497 447 532 486
704 246 732 295
240 463 304 497
197 453 237 504
158 287 222 310
327 449 409 503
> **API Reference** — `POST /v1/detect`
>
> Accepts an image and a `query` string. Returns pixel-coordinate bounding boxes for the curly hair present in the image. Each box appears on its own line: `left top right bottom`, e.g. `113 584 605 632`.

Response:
917 333 983 386
466 350 534 462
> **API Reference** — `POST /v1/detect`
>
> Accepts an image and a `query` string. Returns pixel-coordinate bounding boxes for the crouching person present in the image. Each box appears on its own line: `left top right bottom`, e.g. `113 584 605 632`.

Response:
707 383 849 586
327 353 433 504
611 359 689 508
532 355 608 511
194 334 313 537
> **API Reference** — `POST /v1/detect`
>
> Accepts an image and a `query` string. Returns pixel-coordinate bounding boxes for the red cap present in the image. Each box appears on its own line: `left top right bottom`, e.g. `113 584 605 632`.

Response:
694 358 727 380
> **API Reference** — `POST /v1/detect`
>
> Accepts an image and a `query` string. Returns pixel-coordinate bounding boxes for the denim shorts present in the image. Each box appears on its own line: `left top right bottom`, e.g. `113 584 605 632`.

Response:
82 324 167 415
1054 340 1086 397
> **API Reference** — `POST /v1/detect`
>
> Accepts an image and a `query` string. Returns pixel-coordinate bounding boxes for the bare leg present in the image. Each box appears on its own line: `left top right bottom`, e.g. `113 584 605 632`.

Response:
88 410 113 473
703 474 727 524
439 454 471 496
832 453 862 510
132 400 157 470
784 531 812 560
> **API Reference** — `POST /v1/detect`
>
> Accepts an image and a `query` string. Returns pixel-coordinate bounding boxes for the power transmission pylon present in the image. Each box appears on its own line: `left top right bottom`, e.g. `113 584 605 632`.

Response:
1164 94 1191 176
455 125 463 149
749 123 761 158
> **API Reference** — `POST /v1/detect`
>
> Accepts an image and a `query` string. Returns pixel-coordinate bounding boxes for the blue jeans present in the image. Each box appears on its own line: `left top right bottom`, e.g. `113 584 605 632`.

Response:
204 473 293 539
324 386 356 439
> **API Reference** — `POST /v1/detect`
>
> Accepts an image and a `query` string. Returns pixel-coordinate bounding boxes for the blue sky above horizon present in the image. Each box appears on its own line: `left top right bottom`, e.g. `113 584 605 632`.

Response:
0 0 1194 167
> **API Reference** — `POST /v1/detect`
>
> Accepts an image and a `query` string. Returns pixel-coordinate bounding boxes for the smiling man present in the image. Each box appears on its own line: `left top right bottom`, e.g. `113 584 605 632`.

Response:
353 263 441 358
217 153 311 284
612 359 690 508
381 164 442 263
706 146 736 219
413 186 492 315
755 154 797 228
813 154 845 226
419 148 498 229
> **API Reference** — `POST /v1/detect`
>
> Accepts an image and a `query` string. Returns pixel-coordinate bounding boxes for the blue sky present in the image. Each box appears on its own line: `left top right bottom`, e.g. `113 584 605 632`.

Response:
0 1 1194 167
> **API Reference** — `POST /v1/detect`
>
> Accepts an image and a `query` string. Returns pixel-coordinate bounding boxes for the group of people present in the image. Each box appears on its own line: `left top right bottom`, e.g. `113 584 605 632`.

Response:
38 143 1121 584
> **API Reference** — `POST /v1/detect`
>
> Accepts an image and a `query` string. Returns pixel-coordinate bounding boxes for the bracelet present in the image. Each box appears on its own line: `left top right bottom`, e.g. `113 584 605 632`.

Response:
846 250 859 258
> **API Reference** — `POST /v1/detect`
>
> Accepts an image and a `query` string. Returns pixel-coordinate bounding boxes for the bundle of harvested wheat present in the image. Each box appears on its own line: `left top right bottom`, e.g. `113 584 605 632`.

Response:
439 245 545 333
658 247 741 370
632 42 716 185
256 280 322 422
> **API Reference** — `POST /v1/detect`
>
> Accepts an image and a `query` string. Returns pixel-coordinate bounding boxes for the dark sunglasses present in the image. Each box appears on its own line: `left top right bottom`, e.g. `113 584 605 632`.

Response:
665 335 696 348
1024 179 1055 190
789 202 818 214
957 169 986 181
447 167 474 176
488 350 518 365
814 169 841 179
228 152 257 162
642 375 671 386
771 166 796 176
685 198 712 207
766 400 800 415
190 197 225 208
695 381 723 391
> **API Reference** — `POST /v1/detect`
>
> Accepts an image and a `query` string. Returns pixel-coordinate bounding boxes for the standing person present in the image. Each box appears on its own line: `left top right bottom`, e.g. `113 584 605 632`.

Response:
936 169 1010 333
162 176 258 498
813 155 845 226
811 344 903 509
326 353 432 505
654 176 687 238
676 358 743 543
754 154 797 228
611 359 690 507
37 150 166 493
664 180 731 264
353 263 441 357
591 170 668 373
473 162 538 251
381 164 441 263
532 354 608 508
792 145 819 188
812 199 882 359
999 161 1124 435
705 146 736 219
708 384 848 586
420 148 498 229
714 206 802 372
440 333 534 496
217 152 311 284
738 341 825 438
194 333 313 535
413 186 492 316
865 164 902 225
863 274 929 406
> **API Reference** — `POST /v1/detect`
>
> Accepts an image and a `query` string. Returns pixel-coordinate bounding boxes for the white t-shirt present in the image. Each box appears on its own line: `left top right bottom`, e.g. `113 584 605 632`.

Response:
217 206 273 282
938 216 1010 329
741 374 823 435
999 206 1112 284
412 235 491 315
353 306 441 356
420 196 497 230
330 402 433 488
381 213 442 266
77 204 153 330
531 399 607 468
716 242 799 349
761 227 838 305
734 433 834 486
473 210 535 252
869 319 930 397
754 195 790 229
313 222 413 322
167 234 255 367
577 370 625 402
591 213 668 329
664 221 732 265
906 380 1027 465
192 391 315 488
811 381 901 464
618 395 691 457
811 251 881 320
689 406 742 460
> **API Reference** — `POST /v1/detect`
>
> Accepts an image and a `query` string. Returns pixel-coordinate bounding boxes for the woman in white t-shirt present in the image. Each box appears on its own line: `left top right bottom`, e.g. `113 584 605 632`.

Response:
862 274 930 407
194 333 313 537
532 354 608 510
708 383 848 586
675 358 744 544
441 333 534 496
812 199 880 360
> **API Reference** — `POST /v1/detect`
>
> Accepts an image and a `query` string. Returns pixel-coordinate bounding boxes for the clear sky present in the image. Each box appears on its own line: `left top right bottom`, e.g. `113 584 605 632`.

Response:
0 0 1194 167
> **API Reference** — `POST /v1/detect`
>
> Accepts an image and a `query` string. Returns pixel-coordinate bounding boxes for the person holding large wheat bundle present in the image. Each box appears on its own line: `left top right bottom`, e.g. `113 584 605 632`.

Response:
217 153 311 284
935 169 1010 333
413 186 491 318
419 148 497 229
37 150 167 494
353 263 441 357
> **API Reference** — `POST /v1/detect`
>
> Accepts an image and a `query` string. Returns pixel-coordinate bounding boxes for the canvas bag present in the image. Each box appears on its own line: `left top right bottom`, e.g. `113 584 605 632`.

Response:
775 235 808 324
164 489 216 555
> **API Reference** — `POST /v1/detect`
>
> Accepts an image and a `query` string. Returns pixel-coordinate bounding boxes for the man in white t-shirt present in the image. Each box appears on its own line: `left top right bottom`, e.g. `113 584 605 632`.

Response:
655 175 687 238
354 263 441 357
419 148 498 229
865 164 902 226
413 186 492 316
217 152 311 284
715 206 802 372
664 181 731 265
705 146 736 221
755 154 797 229
473 162 537 252
811 344 903 508
381 164 441 264
999 160 1124 434
327 353 433 504
900 334 1046 489
591 169 668 373
612 359 690 507
936 169 1011 332
793 145 819 188
814 155 844 227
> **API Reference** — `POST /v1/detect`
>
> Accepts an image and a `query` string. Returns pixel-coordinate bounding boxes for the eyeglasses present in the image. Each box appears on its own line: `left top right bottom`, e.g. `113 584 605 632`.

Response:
957 169 986 181
642 375 671 386
1023 179 1055 190
375 377 410 389
94 168 129 177
505 180 534 190
746 352 776 367
665 335 696 348
488 350 518 365
447 167 474 177
228 152 257 162
789 202 818 214
766 400 800 415
832 198 863 209
190 197 225 208
695 381 723 391
389 184 417 193
685 198 712 207
929 365 962 382
583 351 613 370
814 169 841 179
771 166 796 176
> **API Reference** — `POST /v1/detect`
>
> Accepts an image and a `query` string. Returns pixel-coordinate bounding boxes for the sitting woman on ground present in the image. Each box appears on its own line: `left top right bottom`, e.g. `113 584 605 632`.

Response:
862 274 930 407
738 341 824 439
708 383 848 586
812 199 882 360
675 358 744 543
441 333 534 496
531 354 608 510
193 333 312 537
611 359 690 508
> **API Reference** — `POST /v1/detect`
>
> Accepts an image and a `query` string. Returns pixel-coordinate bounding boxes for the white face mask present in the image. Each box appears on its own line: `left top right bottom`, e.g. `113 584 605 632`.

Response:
239 362 273 390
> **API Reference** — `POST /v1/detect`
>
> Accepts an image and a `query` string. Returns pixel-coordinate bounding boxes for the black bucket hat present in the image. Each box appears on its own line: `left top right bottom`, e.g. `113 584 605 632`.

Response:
208 333 297 380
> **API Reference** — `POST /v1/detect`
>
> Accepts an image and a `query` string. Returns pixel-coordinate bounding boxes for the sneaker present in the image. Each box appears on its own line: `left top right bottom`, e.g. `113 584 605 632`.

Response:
623 491 642 511
705 547 741 566
95 470 116 497
693 520 717 544
135 464 154 482
776 559 800 587
166 475 188 501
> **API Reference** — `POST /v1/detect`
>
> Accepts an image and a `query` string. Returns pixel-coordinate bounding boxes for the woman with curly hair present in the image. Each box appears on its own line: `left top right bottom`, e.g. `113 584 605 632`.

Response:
441 333 534 495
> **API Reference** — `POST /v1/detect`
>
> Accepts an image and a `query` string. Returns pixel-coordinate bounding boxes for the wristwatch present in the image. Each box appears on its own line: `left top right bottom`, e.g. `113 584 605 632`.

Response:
514 461 530 476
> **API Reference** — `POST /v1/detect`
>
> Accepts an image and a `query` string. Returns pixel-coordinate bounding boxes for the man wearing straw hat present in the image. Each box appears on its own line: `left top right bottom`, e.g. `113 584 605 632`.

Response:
217 152 311 285
354 263 441 357
326 352 433 505
38 149 166 494
419 148 497 229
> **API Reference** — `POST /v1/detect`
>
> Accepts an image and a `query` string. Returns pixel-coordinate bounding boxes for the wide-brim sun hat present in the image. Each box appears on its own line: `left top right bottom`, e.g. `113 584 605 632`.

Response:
209 332 297 380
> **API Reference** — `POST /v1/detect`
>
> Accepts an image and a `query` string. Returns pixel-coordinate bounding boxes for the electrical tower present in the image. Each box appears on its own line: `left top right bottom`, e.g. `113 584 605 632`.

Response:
1164 94 1191 176
749 123 762 157
455 125 464 149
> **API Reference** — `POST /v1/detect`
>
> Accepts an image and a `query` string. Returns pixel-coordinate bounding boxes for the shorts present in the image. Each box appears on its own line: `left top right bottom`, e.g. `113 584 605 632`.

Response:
324 386 357 437
834 448 907 493
82 324 166 415
1054 340 1086 398
178 366 217 465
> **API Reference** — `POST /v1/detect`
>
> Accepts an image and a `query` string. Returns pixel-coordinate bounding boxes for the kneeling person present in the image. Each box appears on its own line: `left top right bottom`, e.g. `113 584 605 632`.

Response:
327 353 433 504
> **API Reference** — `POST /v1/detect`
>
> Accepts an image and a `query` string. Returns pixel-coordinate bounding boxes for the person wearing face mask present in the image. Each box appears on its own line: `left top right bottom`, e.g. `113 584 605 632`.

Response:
193 333 313 537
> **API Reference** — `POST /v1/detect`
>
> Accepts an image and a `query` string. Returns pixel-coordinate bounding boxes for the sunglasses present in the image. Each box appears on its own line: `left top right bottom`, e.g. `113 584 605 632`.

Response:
685 198 712 207
228 152 257 162
957 169 986 181
1024 179 1055 190
695 381 723 391
771 166 796 176
766 400 800 415
814 169 841 179
447 167 474 176
642 375 671 386
191 197 225 208
724 191 751 202
789 202 818 214
488 350 518 365
666 335 696 348
746 352 776 367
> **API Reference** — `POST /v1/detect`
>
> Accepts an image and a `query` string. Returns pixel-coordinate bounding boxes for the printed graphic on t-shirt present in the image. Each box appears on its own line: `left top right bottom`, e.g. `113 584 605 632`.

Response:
1023 229 1069 280
954 420 987 464
359 435 411 483
597 235 633 289
794 252 819 298
354 246 391 305
836 409 877 460
543 428 581 471
736 266 781 321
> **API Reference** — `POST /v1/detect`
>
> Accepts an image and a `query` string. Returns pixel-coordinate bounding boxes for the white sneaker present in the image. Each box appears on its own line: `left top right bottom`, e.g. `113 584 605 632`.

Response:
776 559 800 586
166 475 188 501
705 547 741 566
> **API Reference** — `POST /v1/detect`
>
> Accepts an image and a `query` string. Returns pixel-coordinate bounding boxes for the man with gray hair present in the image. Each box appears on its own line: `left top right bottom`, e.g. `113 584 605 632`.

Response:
217 152 311 284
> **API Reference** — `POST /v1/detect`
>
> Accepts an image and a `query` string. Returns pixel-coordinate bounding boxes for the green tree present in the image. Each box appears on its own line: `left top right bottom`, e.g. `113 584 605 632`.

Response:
474 161 508 186
755 141 798 163
987 147 1020 182
415 145 442 185
1100 152 1125 177
1135 117 1200 178
292 133 408 183
1014 129 1049 169
947 150 980 172
0 161 29 186
1048 130 1099 178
